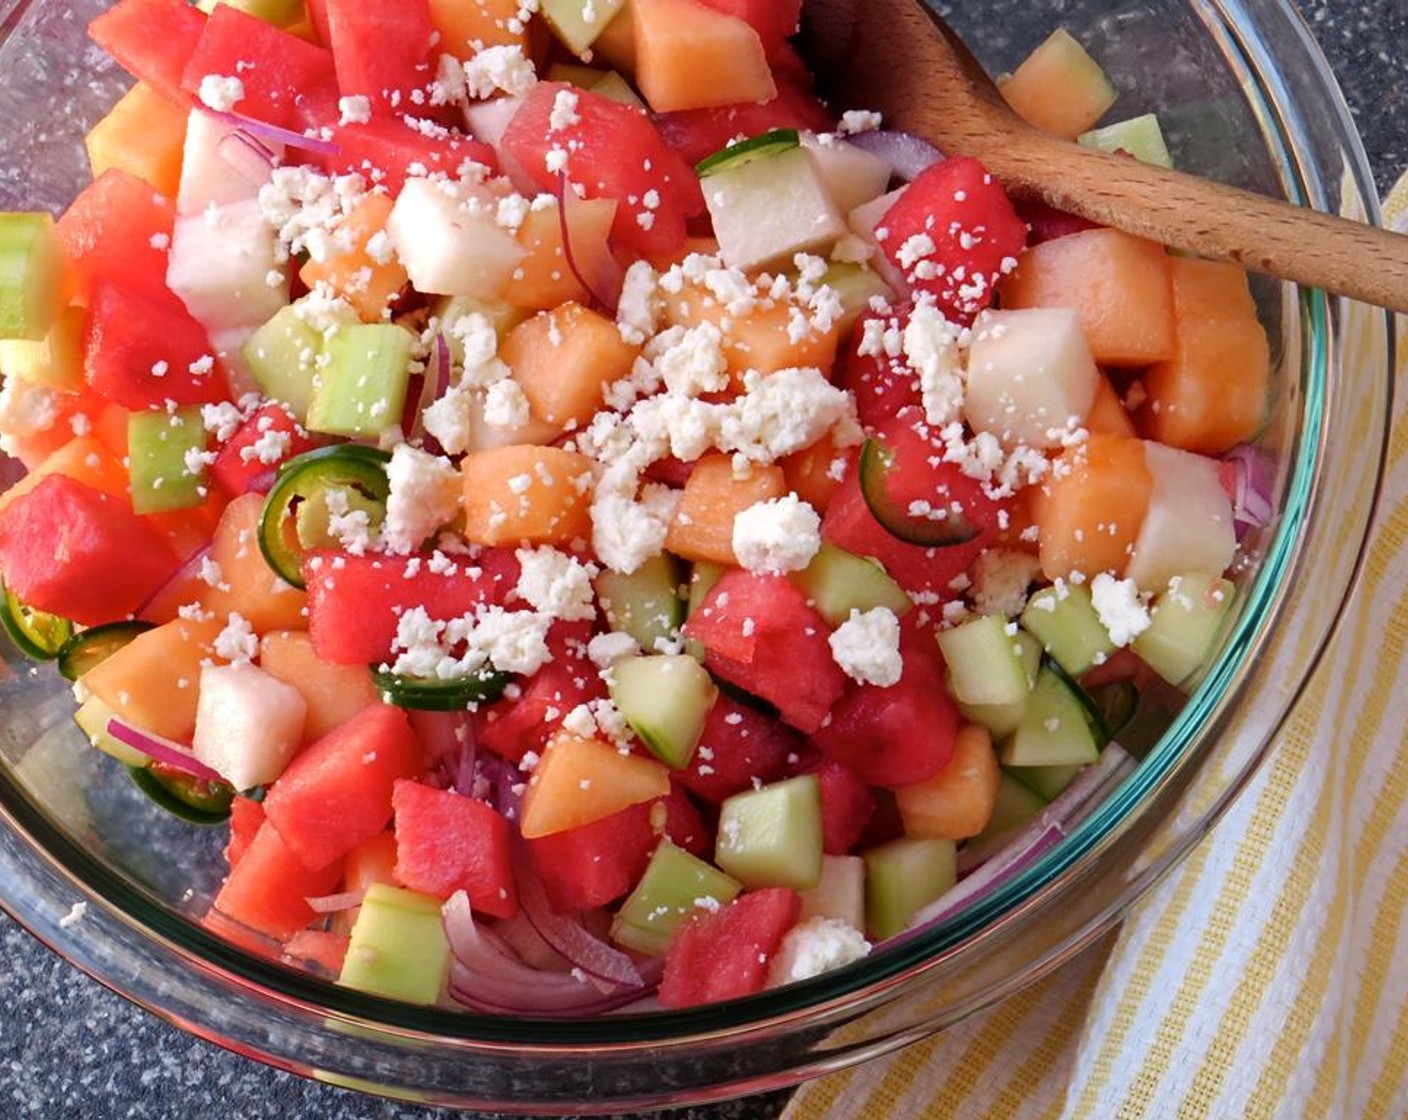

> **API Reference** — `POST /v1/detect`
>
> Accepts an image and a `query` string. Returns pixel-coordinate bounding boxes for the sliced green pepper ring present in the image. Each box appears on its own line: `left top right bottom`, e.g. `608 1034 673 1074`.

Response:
696 127 801 178
372 667 513 712
858 437 981 548
1045 656 1117 748
57 620 154 681
127 763 235 825
0 583 73 661
258 443 392 589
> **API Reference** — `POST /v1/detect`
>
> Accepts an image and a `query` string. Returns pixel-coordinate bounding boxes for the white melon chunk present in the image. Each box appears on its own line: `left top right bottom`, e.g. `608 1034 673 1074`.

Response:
208 326 262 398
192 662 308 791
167 199 290 335
178 110 282 215
802 133 893 215
847 186 910 293
1125 441 1236 592
703 146 848 273
387 178 527 299
798 854 867 932
463 385 564 451
464 95 525 150
963 307 1100 449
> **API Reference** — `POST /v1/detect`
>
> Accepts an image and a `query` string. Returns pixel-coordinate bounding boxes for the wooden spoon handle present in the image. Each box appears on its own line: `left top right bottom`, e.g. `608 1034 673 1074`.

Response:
989 133 1408 311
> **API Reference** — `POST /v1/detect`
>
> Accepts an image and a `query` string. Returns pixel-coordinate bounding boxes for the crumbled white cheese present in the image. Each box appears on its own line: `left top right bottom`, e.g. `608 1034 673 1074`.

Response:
58 901 88 930
1090 573 1152 647
515 545 598 621
463 45 538 99
338 94 372 126
732 494 822 574
482 378 532 430
766 917 872 986
549 88 581 131
198 74 245 112
213 612 258 664
383 444 461 554
616 260 662 346
828 607 903 687
837 110 883 136
587 630 640 669
970 549 1042 618
903 302 967 428
720 367 853 465
654 322 729 397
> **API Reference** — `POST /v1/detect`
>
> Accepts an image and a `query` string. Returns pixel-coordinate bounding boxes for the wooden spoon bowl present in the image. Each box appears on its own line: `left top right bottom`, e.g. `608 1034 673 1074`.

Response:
802 0 1408 312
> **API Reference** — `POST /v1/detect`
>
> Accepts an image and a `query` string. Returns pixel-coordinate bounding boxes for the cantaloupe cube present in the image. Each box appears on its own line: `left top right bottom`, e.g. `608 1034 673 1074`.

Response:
647 236 721 272
199 492 310 632
428 0 529 54
999 229 1175 366
895 724 1001 841
1033 433 1152 581
81 615 227 743
1136 258 1270 456
520 730 671 838
299 193 408 322
665 454 788 564
502 301 640 427
633 0 775 113
592 2 637 73
999 28 1117 140
501 197 617 311
258 630 379 741
84 82 188 199
781 433 849 515
193 661 309 790
0 435 126 517
1085 373 1135 437
460 444 596 547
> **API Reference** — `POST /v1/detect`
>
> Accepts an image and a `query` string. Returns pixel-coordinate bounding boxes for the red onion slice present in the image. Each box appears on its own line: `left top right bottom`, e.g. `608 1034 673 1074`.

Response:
305 889 367 914
517 865 644 991
846 130 945 182
555 171 621 314
106 717 224 784
133 544 213 619
217 130 279 183
1222 444 1275 536
201 107 341 157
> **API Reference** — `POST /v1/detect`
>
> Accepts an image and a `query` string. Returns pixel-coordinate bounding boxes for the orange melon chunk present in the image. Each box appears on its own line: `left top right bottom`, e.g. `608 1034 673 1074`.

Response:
258 630 379 741
0 435 126 517
198 493 310 633
81 615 227 743
665 454 788 565
1135 258 1270 456
502 301 640 427
1084 373 1136 438
299 192 408 322
780 434 850 516
895 725 1001 841
519 730 671 838
592 2 638 74
999 229 1175 367
428 0 529 54
84 81 188 199
633 0 775 114
998 28 1116 140
501 197 617 310
460 444 596 547
1032 432 1152 580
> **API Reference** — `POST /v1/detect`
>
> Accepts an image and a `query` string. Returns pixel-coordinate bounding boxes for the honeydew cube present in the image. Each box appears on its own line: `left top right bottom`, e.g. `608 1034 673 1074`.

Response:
612 840 742 956
243 303 327 422
0 212 63 341
463 96 525 150
1020 583 1116 678
936 614 1032 707
74 697 149 768
799 854 867 931
306 322 414 438
590 70 646 110
609 653 718 768
541 0 627 54
1131 572 1236 685
847 187 910 293
192 661 308 790
1125 442 1236 592
178 109 281 214
167 199 289 334
703 146 849 273
864 836 956 940
1078 113 1173 169
802 133 894 215
339 884 451 1006
387 178 526 299
964 307 1100 450
715 774 824 891
127 406 207 514
0 305 85 391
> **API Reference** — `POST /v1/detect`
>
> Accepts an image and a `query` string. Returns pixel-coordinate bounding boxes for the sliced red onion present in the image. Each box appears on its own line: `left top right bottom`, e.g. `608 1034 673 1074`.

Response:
305 889 367 914
555 170 621 314
201 107 341 157
106 717 224 784
1223 444 1275 536
495 910 575 972
517 866 644 991
217 129 279 183
476 754 525 818
407 333 452 449
133 544 213 619
846 130 944 182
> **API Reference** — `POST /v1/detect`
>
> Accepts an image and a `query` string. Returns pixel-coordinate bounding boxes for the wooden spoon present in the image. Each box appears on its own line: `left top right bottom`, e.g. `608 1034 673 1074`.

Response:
801 0 1408 313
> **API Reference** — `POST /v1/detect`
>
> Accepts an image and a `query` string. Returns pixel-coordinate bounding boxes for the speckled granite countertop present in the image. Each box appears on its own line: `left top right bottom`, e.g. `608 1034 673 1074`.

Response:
1 2 1404 1118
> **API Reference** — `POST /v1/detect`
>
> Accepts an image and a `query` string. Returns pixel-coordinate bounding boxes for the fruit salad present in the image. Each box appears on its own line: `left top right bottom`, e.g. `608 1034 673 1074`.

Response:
0 0 1273 1013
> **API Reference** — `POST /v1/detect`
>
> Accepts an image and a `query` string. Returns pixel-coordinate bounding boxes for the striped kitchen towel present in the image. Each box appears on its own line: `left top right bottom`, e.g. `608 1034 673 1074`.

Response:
784 176 1408 1120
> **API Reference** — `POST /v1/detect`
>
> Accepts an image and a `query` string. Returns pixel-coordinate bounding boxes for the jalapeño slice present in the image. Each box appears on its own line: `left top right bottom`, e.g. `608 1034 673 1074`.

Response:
696 128 801 178
258 443 392 589
0 583 72 660
57 620 154 681
372 667 513 712
858 436 982 548
127 763 235 825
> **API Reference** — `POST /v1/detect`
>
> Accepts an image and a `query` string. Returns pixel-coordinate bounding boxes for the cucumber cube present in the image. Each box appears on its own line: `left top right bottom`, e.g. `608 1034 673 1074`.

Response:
1021 583 1116 677
936 614 1032 707
540 0 626 55
999 666 1101 768
715 774 824 891
611 840 742 956
799 854 867 932
596 552 684 651
974 772 1048 844
590 71 646 110
789 542 912 627
306 323 413 438
243 304 329 423
818 262 895 334
956 692 1029 739
0 212 63 341
338 883 451 1006
1079 113 1173 169
127 407 208 514
0 305 84 390
1131 573 1236 686
609 654 717 768
864 836 956 941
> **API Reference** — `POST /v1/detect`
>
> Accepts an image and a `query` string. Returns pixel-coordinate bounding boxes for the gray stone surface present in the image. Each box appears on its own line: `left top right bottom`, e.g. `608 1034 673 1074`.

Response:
0 3 1403 1119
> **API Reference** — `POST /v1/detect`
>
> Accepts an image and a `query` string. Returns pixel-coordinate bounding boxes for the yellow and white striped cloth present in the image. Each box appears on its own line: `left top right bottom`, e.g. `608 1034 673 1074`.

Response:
785 178 1408 1120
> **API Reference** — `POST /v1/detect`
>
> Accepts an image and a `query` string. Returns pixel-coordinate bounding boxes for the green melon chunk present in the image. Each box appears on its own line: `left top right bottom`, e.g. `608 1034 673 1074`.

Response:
819 262 894 334
999 666 1101 768
540 0 627 55
74 696 149 768
590 70 646 110
1079 113 1174 168
243 304 328 424
0 212 62 341
611 840 741 956
683 559 725 661
609 654 717 768
715 774 824 891
338 884 451 1006
306 323 413 438
1020 583 1115 678
1007 761 1082 802
974 772 1048 844
0 305 84 390
936 614 1032 707
127 407 208 514
596 552 684 651
789 542 912 627
1131 573 1236 686
864 836 956 941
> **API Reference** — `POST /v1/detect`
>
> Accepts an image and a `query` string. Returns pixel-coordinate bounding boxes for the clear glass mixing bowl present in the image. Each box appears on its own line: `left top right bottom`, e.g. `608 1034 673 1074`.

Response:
0 0 1391 1112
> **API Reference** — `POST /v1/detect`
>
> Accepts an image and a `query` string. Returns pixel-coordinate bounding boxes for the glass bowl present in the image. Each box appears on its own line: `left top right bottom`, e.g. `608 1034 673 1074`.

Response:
0 0 1391 1112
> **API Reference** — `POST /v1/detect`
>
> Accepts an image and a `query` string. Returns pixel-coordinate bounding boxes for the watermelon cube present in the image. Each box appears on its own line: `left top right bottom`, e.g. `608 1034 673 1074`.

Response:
323 0 437 116
526 799 657 914
225 795 267 869
392 780 517 919
812 759 876 855
56 168 176 303
213 820 344 940
210 401 320 497
327 119 499 196
658 887 802 1008
674 694 800 804
88 0 207 106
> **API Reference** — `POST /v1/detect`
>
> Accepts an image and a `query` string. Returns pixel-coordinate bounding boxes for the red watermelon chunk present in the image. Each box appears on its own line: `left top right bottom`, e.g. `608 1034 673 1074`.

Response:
675 693 800 804
323 0 437 117
179 5 339 133
811 619 960 788
683 571 847 734
225 795 267 869
213 820 344 940
262 702 425 870
282 929 351 975
878 156 1026 323
658 887 801 1009
302 547 521 665
502 82 704 257
0 475 181 627
655 81 835 167
811 759 875 855
392 780 517 918
695 0 801 58
83 281 227 410
326 119 499 196
88 0 206 106
833 305 922 430
210 401 321 497
57 169 175 303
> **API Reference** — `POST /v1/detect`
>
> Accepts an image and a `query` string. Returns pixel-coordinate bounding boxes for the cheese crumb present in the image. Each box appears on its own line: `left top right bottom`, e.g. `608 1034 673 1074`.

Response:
515 546 599 622
198 75 245 112
828 607 903 687
384 444 461 554
214 612 258 664
1090 573 1152 647
732 494 822 574
766 917 872 985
